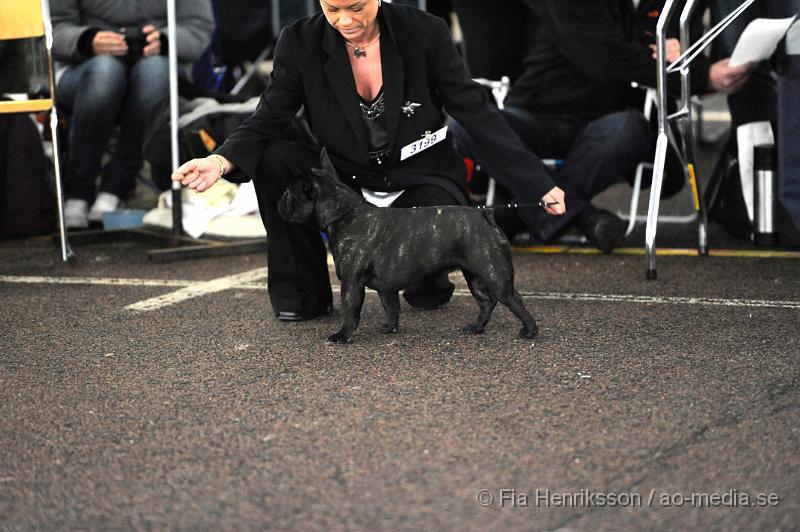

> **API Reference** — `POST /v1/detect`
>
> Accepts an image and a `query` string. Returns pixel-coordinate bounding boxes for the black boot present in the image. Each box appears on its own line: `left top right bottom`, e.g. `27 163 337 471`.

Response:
575 206 626 254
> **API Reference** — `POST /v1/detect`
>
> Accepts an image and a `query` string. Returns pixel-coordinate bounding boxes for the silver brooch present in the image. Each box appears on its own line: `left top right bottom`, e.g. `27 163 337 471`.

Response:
401 101 422 117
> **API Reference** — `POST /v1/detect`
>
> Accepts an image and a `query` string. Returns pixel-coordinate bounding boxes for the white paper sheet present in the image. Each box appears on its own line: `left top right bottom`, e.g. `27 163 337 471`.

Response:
730 16 797 67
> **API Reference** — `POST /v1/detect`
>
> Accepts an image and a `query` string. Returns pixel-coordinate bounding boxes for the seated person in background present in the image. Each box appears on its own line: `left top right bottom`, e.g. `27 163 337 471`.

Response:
172 0 565 321
452 0 753 253
709 0 800 235
51 0 214 228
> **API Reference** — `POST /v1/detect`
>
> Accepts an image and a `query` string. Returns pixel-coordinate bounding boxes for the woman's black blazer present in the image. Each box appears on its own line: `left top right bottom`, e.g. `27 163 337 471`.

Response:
216 3 554 204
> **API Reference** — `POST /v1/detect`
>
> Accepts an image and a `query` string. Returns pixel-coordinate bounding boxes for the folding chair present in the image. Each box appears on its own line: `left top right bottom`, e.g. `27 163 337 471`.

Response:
0 0 71 261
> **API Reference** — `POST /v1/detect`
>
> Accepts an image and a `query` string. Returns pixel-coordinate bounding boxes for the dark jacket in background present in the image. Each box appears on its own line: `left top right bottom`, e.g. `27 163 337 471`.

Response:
451 0 527 82
507 0 712 120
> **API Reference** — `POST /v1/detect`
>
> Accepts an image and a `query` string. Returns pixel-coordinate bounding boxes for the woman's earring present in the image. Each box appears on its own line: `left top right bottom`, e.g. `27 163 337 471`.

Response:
377 0 381 6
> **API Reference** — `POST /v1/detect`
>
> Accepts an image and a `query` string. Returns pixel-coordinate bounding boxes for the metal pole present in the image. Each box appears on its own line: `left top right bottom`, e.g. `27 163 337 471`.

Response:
645 0 680 280
40 0 74 261
167 0 183 236
678 0 708 257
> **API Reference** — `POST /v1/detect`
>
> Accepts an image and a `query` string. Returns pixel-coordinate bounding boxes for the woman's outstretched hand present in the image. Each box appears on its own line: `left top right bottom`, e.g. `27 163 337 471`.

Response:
171 156 229 193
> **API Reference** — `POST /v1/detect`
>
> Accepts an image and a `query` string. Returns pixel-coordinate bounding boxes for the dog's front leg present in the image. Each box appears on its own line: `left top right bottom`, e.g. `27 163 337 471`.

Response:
377 290 400 333
328 279 365 344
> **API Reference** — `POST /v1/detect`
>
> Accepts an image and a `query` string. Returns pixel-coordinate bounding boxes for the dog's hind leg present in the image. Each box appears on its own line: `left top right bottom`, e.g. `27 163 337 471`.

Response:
499 289 538 339
377 290 400 333
462 271 497 335
328 280 365 343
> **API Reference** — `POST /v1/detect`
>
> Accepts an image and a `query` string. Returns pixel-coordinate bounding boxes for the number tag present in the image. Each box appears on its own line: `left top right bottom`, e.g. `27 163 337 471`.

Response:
400 126 448 161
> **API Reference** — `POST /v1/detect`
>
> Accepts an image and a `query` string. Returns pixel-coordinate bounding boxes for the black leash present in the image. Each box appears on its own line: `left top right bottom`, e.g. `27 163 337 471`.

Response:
410 201 559 211
478 201 560 211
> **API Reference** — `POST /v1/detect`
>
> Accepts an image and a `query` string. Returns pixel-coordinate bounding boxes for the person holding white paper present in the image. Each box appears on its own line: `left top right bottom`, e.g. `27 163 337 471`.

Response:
710 0 800 238
451 0 753 253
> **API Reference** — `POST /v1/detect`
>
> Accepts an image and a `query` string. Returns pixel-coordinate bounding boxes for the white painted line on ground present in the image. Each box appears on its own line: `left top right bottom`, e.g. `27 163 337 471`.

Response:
509 290 800 310
0 275 191 288
2 273 798 310
342 288 800 310
124 268 267 312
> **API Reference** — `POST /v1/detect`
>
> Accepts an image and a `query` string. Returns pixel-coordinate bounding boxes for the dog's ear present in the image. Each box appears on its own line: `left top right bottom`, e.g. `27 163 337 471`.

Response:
318 147 338 178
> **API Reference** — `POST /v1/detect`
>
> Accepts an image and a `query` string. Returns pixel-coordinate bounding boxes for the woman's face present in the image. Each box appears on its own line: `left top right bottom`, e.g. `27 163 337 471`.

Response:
320 0 380 43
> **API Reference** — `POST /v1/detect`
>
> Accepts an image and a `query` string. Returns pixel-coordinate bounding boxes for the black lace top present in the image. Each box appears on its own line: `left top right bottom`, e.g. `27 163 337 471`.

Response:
358 87 390 167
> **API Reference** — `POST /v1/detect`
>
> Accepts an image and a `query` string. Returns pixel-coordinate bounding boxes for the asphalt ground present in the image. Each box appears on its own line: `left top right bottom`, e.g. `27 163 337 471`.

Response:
2 203 799 531
3 102 800 530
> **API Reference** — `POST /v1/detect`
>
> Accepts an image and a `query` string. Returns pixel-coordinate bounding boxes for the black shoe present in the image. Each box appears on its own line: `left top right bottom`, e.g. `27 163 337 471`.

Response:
275 305 332 322
575 207 626 254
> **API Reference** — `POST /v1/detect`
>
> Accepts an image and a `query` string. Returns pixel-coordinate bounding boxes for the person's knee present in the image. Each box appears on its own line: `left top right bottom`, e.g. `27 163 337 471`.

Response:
81 56 128 98
127 56 169 112
131 56 169 95
601 110 651 161
623 110 651 156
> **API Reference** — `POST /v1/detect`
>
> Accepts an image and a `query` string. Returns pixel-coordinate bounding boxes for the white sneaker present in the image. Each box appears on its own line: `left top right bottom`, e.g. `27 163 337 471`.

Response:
64 199 89 229
88 192 121 222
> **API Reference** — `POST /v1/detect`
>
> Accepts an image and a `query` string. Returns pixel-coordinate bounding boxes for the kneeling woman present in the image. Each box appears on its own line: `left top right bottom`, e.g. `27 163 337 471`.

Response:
172 0 564 321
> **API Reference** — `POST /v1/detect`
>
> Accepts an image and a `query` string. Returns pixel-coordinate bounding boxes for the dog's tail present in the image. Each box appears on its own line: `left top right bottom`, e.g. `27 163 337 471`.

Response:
480 208 512 245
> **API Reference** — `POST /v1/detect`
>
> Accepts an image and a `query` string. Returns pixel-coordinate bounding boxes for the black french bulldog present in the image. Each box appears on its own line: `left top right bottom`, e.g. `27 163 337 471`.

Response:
278 148 538 343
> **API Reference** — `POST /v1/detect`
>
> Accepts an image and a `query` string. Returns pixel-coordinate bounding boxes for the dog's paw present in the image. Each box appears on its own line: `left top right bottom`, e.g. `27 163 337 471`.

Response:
327 331 353 344
463 323 484 335
519 325 538 339
379 324 399 334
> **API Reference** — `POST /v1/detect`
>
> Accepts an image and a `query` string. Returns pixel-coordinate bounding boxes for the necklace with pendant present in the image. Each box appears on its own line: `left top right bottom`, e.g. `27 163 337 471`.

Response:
345 33 381 58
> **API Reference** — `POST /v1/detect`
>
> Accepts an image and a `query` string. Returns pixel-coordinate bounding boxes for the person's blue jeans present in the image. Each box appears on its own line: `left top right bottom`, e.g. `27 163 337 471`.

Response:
57 54 169 202
451 107 650 240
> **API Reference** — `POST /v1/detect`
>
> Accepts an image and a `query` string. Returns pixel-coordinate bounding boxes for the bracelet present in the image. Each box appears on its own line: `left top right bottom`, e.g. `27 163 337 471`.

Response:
209 154 226 180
